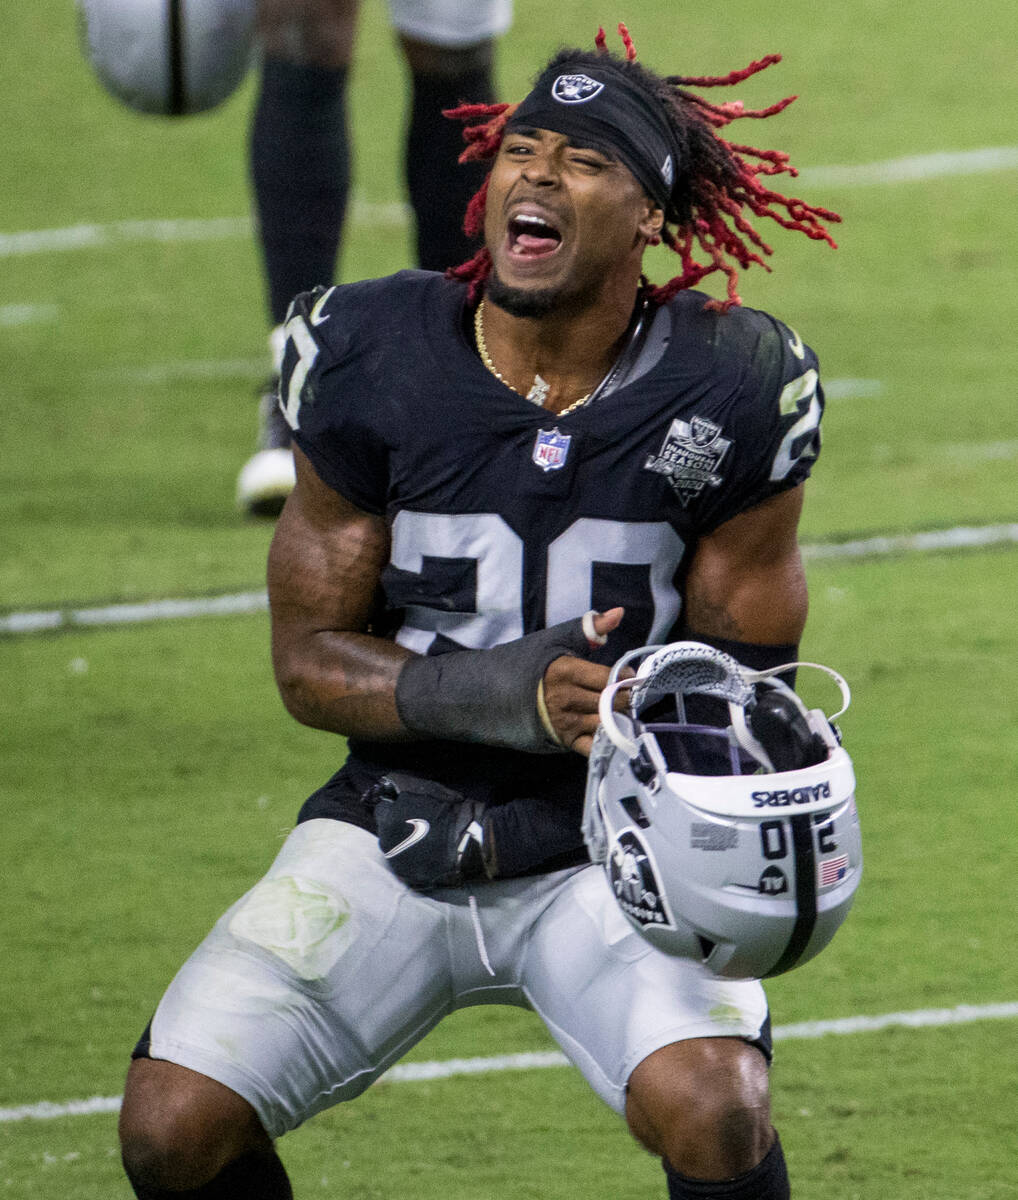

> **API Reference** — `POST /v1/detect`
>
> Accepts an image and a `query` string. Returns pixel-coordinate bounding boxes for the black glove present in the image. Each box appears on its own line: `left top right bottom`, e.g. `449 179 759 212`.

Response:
373 773 489 890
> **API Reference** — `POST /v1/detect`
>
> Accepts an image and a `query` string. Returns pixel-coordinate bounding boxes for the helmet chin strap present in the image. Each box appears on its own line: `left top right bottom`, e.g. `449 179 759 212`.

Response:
740 659 852 721
727 701 776 772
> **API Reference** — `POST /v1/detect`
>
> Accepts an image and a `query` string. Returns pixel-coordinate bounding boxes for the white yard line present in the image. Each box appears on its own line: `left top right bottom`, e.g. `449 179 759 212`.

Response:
800 522 1018 561
0 217 252 258
0 303 59 327
2 147 1016 259
0 198 406 259
0 591 271 636
797 145 1018 188
3 521 1017 638
940 440 1018 464
0 591 270 635
821 378 883 401
97 359 269 385
2 1001 1016 1124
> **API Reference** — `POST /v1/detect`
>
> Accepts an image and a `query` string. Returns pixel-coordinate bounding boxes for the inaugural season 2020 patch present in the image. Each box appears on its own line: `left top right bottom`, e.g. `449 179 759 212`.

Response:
644 415 732 505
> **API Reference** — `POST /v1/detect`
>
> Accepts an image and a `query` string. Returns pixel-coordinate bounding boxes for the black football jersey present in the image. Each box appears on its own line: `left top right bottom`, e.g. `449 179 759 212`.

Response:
280 271 825 841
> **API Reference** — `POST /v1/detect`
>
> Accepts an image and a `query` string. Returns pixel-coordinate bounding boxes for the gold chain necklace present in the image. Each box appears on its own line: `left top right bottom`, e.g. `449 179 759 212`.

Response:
474 301 592 416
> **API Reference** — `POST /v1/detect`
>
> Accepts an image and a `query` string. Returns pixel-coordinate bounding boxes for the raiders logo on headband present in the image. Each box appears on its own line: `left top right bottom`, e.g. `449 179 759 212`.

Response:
551 73 605 104
511 59 680 211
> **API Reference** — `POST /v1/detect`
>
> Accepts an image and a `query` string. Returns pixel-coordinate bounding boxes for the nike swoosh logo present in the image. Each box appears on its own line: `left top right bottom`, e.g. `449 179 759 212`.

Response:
384 818 430 858
309 286 337 326
788 328 805 360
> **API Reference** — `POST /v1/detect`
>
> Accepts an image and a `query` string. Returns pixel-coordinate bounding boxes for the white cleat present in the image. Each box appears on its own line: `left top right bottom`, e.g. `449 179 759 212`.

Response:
236 446 295 518
237 325 294 518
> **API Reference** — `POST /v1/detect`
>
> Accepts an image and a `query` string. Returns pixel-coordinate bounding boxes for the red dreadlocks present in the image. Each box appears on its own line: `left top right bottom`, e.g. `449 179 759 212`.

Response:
444 23 839 311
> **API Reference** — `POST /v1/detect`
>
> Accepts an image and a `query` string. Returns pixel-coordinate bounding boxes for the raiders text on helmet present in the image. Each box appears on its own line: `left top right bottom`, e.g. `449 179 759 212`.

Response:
582 641 861 980
77 0 256 116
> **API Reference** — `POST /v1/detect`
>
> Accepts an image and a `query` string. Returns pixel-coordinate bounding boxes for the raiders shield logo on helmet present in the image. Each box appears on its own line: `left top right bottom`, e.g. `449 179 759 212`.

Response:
608 829 675 929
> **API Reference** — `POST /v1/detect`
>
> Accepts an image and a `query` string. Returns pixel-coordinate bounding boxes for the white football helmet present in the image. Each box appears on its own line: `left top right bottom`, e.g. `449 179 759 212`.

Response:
582 641 861 980
77 0 256 116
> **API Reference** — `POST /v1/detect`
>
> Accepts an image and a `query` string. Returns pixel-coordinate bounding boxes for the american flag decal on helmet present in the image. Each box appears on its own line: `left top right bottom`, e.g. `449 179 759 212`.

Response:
819 854 849 887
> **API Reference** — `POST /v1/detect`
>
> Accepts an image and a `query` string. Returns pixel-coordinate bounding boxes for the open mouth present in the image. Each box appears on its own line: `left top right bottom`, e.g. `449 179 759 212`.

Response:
508 213 562 258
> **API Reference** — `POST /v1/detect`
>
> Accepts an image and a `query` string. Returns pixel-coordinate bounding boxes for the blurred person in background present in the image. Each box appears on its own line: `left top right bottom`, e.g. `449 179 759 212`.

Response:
237 0 513 516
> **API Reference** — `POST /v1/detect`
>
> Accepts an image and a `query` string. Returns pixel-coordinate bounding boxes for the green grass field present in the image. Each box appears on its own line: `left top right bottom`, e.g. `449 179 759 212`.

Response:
2 1 1017 1197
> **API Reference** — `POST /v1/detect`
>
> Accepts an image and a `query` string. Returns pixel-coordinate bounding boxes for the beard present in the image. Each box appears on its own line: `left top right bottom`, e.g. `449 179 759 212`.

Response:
485 269 570 319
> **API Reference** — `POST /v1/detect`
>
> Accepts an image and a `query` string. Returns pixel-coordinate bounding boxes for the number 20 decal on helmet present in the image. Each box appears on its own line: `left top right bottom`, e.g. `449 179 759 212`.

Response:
582 641 861 980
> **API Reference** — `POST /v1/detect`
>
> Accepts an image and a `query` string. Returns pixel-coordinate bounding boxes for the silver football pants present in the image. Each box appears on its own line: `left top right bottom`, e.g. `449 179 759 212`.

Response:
147 819 769 1138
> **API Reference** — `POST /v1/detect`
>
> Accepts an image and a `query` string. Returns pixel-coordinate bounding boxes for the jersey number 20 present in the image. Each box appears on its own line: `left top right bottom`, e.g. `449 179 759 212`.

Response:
390 512 685 654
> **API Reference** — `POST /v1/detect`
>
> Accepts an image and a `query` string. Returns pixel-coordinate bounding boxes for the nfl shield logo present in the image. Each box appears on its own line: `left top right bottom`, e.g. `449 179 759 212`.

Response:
532 427 571 472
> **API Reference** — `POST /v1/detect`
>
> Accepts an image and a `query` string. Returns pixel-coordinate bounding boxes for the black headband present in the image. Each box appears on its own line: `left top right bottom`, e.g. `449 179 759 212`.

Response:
507 60 678 212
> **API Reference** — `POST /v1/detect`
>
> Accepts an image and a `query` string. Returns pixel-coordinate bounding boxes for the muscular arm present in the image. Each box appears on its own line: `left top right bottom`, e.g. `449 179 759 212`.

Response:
268 446 413 740
681 484 809 646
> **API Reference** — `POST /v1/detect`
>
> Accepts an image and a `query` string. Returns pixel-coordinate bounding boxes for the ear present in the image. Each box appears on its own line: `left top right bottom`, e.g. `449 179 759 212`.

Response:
638 201 665 245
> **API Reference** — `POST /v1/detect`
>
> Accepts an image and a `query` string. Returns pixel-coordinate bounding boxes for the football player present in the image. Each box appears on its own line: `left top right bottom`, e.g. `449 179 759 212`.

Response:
237 0 513 516
121 26 839 1200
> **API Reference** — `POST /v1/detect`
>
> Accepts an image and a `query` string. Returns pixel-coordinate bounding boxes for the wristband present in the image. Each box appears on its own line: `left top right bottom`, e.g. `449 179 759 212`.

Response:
394 612 605 754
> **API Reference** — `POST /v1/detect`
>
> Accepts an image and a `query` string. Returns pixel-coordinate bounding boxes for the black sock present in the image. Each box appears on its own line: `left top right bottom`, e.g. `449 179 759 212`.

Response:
664 1133 790 1200
250 57 351 325
405 67 493 271
126 1147 293 1199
